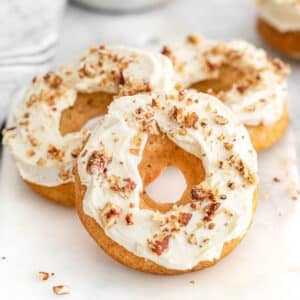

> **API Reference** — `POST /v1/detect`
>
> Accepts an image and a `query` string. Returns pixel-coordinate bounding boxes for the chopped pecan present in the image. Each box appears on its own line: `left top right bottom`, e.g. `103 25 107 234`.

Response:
99 202 121 228
224 142 233 150
52 285 70 295
36 157 47 166
161 46 172 57
71 147 81 158
169 106 184 123
47 145 64 161
125 213 134 225
227 181 235 190
148 235 171 256
191 185 215 202
178 212 192 226
86 151 111 175
186 34 201 44
203 202 221 222
79 63 96 78
123 178 137 193
129 148 139 156
118 71 125 85
27 135 40 147
43 72 62 88
26 149 35 157
38 271 49 281
110 176 136 194
187 233 197 245
215 115 228 125
184 112 199 128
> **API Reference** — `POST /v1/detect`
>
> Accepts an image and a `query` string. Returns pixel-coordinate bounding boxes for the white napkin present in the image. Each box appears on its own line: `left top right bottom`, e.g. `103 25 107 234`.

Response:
0 0 66 126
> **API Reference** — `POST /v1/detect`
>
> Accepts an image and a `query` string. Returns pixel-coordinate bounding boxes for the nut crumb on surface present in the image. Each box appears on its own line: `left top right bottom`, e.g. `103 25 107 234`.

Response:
189 280 196 284
38 271 49 281
273 177 280 182
53 285 70 295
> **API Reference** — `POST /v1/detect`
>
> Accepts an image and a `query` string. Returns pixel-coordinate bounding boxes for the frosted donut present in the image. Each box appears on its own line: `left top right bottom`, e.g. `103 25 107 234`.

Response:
256 0 300 58
3 46 174 206
161 35 290 151
75 89 258 274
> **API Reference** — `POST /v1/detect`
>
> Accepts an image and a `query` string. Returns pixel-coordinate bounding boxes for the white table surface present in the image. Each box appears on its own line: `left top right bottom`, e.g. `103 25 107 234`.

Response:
1 1 300 299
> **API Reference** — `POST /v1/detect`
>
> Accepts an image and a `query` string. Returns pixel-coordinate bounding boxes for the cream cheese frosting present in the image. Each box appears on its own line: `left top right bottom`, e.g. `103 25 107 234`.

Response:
162 36 289 126
77 90 258 270
3 46 174 187
257 0 300 32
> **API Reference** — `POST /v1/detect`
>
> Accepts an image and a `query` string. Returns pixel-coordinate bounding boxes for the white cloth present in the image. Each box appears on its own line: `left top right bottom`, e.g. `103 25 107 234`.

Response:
0 0 66 125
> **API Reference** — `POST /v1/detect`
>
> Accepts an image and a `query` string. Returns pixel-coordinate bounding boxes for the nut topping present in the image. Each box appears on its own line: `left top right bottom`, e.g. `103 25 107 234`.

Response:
52 285 70 295
215 115 228 125
184 112 199 128
148 235 171 256
86 150 111 175
203 202 221 222
191 185 215 202
178 212 193 226
43 72 62 88
38 271 49 281
99 202 121 228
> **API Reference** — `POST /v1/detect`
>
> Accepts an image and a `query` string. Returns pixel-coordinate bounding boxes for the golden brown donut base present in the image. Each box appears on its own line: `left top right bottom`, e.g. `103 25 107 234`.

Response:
75 134 258 275
25 180 75 206
257 18 300 58
190 72 289 152
246 103 289 152
25 91 114 206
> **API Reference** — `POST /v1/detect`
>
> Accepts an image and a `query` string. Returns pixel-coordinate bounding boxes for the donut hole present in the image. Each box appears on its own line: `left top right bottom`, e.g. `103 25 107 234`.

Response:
145 166 187 204
189 65 251 94
60 92 114 136
139 134 205 213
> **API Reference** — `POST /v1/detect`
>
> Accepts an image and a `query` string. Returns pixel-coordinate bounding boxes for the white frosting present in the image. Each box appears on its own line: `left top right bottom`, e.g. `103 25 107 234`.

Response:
257 0 300 32
3 46 174 187
77 90 258 270
162 37 289 126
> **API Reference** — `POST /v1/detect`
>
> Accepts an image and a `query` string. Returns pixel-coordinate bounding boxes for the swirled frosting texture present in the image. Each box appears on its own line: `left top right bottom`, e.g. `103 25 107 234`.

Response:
257 0 300 32
3 46 174 187
77 90 258 270
162 36 289 126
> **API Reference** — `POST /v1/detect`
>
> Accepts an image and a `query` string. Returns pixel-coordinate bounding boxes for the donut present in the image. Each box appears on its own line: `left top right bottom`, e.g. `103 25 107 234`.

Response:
161 35 290 151
256 0 300 58
75 89 258 274
2 46 174 206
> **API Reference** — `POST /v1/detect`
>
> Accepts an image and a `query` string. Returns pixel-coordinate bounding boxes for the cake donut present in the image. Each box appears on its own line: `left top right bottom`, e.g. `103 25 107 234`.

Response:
75 89 258 274
161 35 290 151
256 0 300 58
2 46 174 206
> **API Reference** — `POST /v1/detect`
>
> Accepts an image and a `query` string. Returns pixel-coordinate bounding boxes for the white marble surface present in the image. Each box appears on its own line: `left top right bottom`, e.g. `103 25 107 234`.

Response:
1 0 300 299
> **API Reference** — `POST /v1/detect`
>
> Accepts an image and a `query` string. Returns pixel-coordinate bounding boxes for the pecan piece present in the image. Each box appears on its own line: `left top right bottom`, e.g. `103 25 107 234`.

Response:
148 235 171 256
191 185 215 202
184 112 199 128
99 202 121 228
86 150 111 175
52 285 70 295
125 213 134 225
38 271 49 281
169 106 184 123
215 115 228 125
43 72 62 88
178 212 192 226
203 202 221 222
